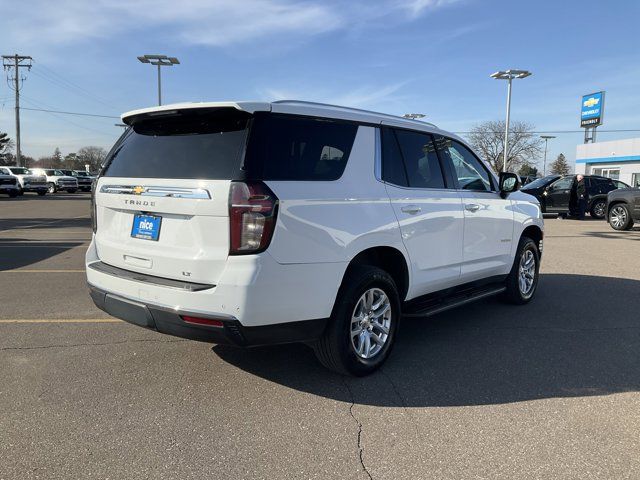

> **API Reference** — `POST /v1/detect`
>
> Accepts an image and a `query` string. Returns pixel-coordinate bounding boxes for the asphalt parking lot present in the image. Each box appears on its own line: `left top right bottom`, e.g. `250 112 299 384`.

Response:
1 194 639 480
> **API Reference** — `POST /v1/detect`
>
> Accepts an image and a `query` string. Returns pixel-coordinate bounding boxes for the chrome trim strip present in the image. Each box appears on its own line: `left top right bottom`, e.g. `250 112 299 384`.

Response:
88 261 215 292
100 185 211 199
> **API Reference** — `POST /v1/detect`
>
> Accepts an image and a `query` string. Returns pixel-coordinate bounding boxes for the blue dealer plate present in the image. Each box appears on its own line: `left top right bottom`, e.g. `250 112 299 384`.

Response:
131 214 162 241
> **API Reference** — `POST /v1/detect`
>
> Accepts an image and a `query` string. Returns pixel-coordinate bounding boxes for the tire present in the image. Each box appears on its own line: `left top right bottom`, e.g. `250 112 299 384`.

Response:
313 265 400 376
8 190 18 198
590 199 606 219
67 189 77 193
502 236 540 305
47 183 56 194
37 191 46 196
609 204 634 231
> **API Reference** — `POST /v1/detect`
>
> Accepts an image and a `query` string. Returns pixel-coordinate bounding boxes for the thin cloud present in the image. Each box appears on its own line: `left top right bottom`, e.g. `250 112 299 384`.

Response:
2 0 465 49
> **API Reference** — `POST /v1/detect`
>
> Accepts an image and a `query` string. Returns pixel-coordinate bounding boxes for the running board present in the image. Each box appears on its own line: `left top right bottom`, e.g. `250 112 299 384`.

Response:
403 285 506 318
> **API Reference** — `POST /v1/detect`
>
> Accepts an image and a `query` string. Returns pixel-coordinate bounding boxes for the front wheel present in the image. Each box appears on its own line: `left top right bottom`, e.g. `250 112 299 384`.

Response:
313 265 400 376
47 183 56 194
590 199 606 219
609 204 634 231
502 236 540 305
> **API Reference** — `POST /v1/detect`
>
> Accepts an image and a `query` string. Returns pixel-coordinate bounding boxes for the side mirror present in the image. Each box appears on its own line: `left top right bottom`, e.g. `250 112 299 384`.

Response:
499 172 520 198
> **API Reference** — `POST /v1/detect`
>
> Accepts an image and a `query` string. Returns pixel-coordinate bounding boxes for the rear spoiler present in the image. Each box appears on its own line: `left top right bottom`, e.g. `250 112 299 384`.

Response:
121 101 272 125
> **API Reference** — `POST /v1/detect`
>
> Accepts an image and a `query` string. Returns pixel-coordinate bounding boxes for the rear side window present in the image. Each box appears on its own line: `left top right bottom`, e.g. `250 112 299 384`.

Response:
245 113 358 181
103 108 251 179
381 127 445 189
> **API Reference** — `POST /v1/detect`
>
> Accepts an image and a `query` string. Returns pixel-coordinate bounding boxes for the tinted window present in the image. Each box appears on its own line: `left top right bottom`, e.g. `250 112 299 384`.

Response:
381 128 408 186
522 175 559 189
550 177 574 190
394 130 445 189
103 108 251 179
436 137 492 191
245 113 358 181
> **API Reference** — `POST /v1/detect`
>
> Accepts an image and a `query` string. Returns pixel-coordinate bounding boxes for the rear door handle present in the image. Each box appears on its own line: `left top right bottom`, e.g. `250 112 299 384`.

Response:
465 203 480 212
401 205 421 215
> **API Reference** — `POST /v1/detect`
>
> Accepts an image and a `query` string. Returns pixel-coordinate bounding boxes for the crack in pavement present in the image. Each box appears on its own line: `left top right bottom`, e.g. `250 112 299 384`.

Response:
0 337 187 351
341 378 373 480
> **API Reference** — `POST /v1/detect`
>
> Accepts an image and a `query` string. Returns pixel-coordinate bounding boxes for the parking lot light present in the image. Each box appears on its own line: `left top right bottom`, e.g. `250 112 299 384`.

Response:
137 54 180 106
490 69 532 172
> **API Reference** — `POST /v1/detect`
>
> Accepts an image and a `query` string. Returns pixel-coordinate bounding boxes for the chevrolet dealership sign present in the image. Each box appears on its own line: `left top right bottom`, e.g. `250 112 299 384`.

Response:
580 91 605 127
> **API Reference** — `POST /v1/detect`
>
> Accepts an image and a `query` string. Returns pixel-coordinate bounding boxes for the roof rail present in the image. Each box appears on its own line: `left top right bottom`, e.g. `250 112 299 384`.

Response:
272 100 438 128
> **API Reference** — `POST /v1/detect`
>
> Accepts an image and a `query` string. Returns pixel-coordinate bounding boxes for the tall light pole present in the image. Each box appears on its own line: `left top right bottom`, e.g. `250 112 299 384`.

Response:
137 54 180 106
490 69 532 172
540 135 555 176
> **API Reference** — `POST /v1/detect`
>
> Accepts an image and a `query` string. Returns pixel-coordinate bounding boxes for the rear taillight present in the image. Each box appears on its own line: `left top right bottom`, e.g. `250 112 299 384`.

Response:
229 181 278 255
90 184 97 233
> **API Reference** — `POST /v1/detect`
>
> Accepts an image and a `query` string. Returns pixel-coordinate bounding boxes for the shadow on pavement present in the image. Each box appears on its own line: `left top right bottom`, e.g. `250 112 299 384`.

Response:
0 239 85 270
213 273 640 407
0 217 90 232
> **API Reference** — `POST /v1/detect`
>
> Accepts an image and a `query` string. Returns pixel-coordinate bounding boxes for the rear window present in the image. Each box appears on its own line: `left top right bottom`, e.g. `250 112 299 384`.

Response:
102 110 358 181
244 113 358 181
103 108 251 179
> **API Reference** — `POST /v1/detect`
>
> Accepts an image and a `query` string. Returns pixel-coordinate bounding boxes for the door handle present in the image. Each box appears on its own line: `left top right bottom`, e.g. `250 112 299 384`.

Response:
465 203 480 212
401 205 421 215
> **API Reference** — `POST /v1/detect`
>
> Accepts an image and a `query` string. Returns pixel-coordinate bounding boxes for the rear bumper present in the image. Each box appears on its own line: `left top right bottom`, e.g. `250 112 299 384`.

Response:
89 284 328 346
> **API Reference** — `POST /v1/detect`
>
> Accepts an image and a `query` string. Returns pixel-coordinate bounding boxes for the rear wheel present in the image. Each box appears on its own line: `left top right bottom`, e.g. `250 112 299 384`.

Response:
590 199 606 219
502 236 540 305
609 204 634 231
313 265 400 376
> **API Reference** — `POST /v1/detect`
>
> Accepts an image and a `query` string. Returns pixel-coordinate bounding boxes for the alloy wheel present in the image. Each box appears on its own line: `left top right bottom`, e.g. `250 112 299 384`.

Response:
610 206 627 229
518 249 536 297
350 288 392 359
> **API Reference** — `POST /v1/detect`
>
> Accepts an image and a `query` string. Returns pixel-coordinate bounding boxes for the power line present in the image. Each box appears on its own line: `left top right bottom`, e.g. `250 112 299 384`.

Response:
20 106 119 119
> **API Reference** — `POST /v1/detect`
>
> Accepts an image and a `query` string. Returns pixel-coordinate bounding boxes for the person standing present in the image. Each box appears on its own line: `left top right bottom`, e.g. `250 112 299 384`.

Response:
576 175 588 220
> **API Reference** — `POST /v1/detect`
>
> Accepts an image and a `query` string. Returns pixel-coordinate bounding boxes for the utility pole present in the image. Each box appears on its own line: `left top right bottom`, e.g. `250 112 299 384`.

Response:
2 54 32 167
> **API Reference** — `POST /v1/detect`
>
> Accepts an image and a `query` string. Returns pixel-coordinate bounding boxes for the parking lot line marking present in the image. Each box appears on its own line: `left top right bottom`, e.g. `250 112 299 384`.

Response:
2 269 86 273
0 319 121 324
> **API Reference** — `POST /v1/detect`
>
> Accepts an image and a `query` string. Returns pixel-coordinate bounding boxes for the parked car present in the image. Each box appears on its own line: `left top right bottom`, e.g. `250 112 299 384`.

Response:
30 168 79 194
520 175 562 203
607 187 640 230
523 174 620 219
0 166 47 195
0 170 20 197
86 100 544 376
519 175 538 186
59 169 93 191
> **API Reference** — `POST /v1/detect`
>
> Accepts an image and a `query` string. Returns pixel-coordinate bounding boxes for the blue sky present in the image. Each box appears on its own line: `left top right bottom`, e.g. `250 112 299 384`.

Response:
1 0 639 168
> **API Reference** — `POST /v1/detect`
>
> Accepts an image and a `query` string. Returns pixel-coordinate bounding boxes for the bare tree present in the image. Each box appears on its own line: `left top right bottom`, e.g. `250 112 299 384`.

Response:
549 153 571 175
466 120 543 173
0 132 15 166
77 146 108 172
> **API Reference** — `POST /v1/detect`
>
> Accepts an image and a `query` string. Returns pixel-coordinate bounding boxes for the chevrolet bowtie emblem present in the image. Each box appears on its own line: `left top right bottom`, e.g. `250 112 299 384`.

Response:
132 186 145 195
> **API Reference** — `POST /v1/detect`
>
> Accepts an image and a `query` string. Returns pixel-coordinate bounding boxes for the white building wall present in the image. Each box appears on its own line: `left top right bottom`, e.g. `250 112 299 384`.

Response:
575 137 640 187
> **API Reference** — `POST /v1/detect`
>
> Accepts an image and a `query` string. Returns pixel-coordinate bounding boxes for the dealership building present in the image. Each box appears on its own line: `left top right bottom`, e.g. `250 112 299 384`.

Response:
575 137 640 188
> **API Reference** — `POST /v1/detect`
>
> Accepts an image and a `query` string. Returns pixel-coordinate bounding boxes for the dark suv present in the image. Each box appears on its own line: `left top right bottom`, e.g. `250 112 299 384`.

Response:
524 175 619 219
607 187 640 230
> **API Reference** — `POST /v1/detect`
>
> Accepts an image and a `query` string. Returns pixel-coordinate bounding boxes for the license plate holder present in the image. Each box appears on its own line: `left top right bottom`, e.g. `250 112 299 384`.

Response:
131 214 162 241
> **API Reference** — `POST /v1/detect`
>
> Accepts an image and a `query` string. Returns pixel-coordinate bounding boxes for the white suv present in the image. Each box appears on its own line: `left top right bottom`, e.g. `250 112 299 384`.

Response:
86 101 544 375
30 168 78 194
